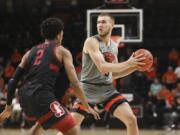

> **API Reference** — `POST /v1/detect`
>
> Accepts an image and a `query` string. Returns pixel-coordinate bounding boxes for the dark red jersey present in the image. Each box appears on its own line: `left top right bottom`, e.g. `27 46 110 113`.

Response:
24 41 62 90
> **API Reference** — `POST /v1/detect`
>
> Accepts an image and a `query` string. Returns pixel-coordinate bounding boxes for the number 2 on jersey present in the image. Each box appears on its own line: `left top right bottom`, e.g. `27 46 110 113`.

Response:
33 49 44 65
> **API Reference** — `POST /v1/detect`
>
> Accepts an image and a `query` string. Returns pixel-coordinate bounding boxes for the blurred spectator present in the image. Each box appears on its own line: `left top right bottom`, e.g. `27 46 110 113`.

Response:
0 57 5 76
174 62 180 81
172 82 180 97
3 84 8 98
163 94 180 129
145 66 157 82
172 94 180 128
145 78 163 128
152 56 158 69
0 77 6 114
149 78 162 97
0 66 4 77
3 61 15 83
0 77 5 92
10 48 22 67
168 48 179 67
157 85 174 108
145 84 169 129
162 66 177 90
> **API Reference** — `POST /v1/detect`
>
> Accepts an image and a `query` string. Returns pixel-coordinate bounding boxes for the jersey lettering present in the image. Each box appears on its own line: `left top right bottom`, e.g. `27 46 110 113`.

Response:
33 49 44 65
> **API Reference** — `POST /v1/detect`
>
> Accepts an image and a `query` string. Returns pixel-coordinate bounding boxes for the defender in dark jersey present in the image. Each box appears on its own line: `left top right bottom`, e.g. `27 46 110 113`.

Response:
0 17 99 135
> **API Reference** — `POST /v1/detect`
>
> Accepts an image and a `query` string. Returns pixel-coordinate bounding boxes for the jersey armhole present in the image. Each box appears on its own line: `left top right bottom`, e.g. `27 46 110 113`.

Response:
52 46 63 66
25 48 34 68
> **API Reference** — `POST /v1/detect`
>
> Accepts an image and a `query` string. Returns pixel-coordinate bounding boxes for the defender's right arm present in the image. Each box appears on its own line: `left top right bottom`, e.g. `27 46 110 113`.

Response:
57 46 100 119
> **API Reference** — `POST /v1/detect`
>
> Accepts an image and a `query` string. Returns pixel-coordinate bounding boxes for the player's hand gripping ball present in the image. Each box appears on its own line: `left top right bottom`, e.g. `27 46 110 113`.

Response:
134 49 153 71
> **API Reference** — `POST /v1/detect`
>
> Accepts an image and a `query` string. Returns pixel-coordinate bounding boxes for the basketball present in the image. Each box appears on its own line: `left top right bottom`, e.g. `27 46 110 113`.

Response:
134 49 153 71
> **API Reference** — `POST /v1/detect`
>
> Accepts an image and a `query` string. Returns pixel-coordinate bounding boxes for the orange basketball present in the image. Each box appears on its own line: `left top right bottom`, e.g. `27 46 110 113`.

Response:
134 49 153 71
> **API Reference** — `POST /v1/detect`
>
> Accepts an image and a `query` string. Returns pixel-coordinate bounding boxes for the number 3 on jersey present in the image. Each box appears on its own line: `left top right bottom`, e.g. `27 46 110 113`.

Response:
33 49 44 65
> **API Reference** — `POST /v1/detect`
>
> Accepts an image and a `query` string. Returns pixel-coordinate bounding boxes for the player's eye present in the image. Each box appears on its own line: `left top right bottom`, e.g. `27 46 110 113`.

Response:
97 20 106 24
97 21 101 24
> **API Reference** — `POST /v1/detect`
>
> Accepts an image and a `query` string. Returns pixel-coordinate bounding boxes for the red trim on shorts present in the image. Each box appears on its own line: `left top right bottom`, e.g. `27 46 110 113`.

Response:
37 111 53 125
51 113 76 133
104 95 125 111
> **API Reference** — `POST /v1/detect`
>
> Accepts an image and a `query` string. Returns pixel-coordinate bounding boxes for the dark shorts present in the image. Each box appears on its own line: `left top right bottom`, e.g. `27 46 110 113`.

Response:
18 84 76 133
71 93 128 117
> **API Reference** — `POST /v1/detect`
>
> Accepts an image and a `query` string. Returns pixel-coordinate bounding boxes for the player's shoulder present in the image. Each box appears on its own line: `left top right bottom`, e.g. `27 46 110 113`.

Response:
83 37 99 53
111 39 117 45
57 45 71 57
22 49 31 60
111 39 119 48
85 36 98 43
84 36 99 48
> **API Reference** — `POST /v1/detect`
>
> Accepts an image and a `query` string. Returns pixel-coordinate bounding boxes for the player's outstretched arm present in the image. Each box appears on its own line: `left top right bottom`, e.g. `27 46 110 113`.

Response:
60 47 100 120
84 37 145 74
0 51 30 122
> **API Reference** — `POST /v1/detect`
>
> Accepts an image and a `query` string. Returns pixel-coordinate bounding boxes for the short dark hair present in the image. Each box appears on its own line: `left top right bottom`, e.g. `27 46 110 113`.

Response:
40 17 64 40
98 13 115 23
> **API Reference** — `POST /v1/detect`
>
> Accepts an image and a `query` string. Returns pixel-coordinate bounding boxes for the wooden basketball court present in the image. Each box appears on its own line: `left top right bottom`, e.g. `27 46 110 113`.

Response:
0 129 179 135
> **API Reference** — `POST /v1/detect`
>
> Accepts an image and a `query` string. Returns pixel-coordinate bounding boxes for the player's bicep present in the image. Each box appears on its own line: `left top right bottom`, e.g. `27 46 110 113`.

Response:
85 38 106 73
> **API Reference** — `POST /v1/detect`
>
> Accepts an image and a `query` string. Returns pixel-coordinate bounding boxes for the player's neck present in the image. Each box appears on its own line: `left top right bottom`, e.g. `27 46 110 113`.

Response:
99 35 111 46
44 39 59 45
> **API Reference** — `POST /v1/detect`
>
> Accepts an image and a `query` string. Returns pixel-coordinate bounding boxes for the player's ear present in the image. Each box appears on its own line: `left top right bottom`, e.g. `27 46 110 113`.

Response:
58 31 63 38
56 31 63 44
110 20 114 27
112 23 114 27
60 31 64 37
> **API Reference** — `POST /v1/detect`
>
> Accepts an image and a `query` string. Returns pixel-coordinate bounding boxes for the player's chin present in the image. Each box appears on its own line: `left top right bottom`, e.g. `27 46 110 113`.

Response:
99 33 106 37
98 31 103 35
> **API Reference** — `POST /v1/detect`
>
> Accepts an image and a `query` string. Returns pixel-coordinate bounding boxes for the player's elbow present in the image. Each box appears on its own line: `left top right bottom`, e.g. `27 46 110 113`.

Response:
99 65 109 74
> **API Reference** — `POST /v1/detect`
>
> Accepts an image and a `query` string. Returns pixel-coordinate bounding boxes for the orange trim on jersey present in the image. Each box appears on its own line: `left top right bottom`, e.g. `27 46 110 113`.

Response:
37 111 53 125
51 113 76 133
104 95 125 111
